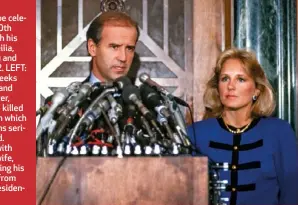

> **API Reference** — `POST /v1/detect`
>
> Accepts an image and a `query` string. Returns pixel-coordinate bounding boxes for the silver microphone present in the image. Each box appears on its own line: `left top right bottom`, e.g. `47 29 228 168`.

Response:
139 73 189 107
36 88 70 140
139 73 171 96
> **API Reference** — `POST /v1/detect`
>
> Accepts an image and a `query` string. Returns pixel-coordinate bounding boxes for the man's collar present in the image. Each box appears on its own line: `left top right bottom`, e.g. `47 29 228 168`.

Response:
89 72 100 84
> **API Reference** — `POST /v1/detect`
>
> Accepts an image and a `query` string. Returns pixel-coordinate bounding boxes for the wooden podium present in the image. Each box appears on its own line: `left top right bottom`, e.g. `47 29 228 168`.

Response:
36 157 209 205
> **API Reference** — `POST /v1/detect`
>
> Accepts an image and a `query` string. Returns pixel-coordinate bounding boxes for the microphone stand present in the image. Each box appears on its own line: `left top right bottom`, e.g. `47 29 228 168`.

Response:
101 108 123 158
68 87 118 148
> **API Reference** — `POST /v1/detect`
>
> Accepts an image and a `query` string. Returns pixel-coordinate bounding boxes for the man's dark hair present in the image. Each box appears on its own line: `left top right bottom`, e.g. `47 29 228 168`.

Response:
86 11 140 44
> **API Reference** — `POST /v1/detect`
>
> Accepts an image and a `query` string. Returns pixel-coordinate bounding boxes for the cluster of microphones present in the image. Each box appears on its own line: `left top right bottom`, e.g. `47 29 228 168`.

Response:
36 73 194 158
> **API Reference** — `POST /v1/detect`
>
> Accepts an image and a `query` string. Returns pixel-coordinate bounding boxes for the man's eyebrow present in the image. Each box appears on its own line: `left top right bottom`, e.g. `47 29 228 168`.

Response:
107 43 135 49
109 43 121 46
126 45 136 49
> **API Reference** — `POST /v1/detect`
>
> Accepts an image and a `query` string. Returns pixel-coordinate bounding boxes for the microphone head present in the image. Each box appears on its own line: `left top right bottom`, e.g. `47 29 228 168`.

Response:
79 82 93 95
90 82 105 100
139 73 150 83
66 81 82 94
51 88 69 105
139 84 162 109
122 85 141 104
114 76 132 90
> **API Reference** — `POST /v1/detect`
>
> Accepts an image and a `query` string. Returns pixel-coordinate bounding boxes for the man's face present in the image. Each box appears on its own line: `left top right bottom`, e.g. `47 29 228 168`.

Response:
88 25 138 82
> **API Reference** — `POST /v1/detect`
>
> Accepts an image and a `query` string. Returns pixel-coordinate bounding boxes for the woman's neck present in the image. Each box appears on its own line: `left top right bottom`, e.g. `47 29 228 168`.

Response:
222 110 252 128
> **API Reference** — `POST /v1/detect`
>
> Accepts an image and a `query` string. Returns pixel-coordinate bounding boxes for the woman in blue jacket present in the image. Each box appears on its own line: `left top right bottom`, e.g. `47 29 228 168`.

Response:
188 48 298 205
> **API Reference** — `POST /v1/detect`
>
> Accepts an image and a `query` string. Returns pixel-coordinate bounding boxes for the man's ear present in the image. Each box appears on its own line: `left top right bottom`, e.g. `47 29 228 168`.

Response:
87 39 97 57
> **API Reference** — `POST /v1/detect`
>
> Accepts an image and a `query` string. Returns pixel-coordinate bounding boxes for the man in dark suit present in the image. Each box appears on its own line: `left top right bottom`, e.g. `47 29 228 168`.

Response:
37 11 140 155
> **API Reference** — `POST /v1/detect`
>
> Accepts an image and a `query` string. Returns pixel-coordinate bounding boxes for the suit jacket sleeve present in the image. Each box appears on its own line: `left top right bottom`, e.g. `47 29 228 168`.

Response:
276 121 298 205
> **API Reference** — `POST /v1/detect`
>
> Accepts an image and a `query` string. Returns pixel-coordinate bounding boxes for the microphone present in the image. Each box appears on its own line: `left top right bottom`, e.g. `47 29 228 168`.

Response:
140 115 155 139
66 82 93 109
37 81 82 117
36 88 70 140
122 104 137 135
122 85 165 138
58 82 93 118
139 74 188 137
121 104 138 155
122 85 153 120
85 76 131 114
97 76 132 92
81 98 110 128
140 80 192 150
106 94 122 124
140 83 171 119
139 73 189 107
68 77 131 149
79 76 131 126
113 76 132 90
48 82 93 142
89 82 105 101
140 84 183 146
90 76 132 100
66 81 82 94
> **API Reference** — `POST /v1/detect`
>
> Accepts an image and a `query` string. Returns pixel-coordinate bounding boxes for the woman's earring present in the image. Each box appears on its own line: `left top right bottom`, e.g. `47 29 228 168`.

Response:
252 95 257 101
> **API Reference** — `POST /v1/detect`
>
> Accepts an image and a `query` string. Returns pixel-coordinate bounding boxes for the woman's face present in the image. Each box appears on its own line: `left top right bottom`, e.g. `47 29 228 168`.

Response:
218 58 260 112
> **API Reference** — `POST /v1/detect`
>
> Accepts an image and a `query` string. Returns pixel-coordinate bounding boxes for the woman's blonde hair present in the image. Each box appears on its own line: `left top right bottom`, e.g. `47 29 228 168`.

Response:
203 48 276 119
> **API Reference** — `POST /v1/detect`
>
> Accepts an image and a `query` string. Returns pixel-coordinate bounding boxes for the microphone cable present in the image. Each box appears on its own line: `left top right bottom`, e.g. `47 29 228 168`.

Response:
37 155 67 205
170 98 199 155
185 102 197 153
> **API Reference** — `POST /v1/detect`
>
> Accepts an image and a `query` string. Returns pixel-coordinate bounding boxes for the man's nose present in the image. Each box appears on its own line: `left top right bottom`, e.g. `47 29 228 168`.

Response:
117 48 127 62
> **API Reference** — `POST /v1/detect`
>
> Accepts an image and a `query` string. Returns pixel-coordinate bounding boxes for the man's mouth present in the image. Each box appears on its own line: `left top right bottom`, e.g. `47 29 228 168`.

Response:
112 66 126 72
